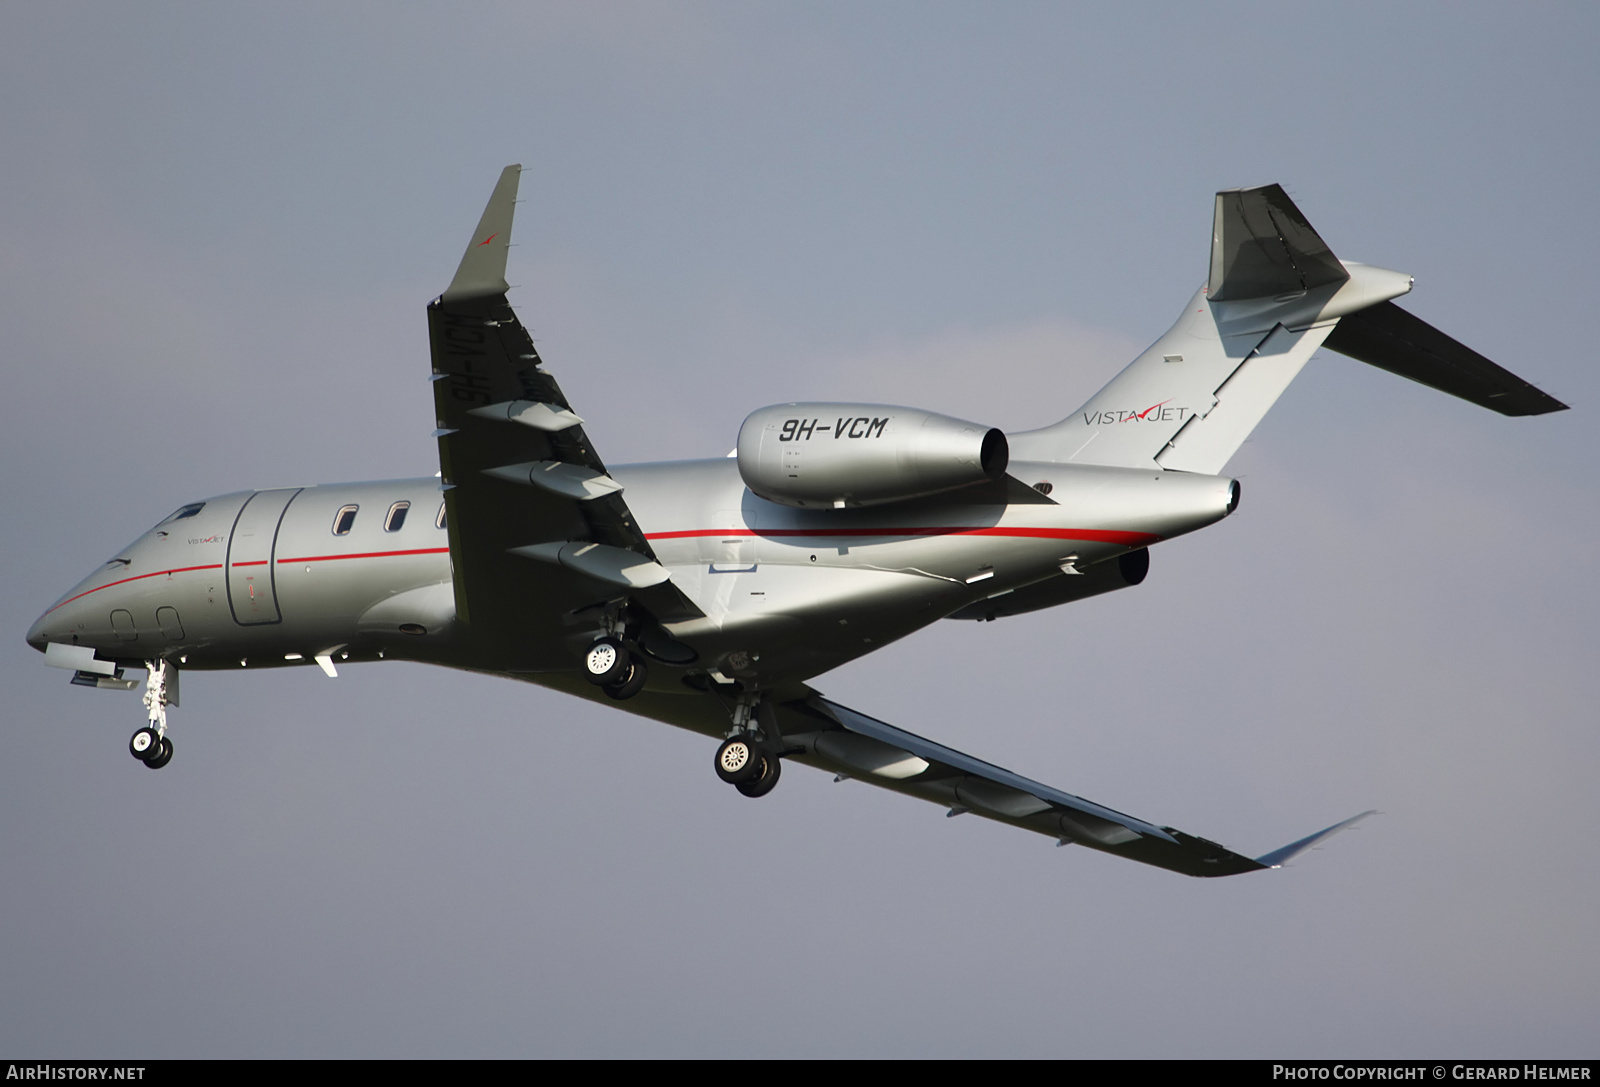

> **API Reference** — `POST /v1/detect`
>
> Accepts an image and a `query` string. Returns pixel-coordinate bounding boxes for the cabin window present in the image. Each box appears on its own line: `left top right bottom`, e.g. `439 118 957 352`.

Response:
435 501 448 529
332 505 359 535
384 501 411 533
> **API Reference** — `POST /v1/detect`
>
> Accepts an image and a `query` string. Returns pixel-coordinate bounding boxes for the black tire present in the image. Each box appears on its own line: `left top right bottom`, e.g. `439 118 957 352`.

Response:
603 658 649 701
130 727 161 761
735 751 782 798
714 736 763 785
582 637 630 686
144 737 173 769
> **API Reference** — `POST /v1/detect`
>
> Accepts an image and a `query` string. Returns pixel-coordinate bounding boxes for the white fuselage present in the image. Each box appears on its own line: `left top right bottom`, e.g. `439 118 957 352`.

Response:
27 458 1237 686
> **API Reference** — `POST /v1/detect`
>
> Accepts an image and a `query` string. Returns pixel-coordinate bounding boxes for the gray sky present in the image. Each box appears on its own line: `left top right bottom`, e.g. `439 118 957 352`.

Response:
2 2 1596 1058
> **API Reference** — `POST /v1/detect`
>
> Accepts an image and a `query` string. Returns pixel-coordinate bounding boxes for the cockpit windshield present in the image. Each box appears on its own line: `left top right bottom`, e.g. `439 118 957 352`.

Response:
156 502 206 527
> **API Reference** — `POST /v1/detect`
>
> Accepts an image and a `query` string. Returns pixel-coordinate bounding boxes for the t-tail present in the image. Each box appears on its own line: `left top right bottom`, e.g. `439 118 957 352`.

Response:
1008 184 1567 471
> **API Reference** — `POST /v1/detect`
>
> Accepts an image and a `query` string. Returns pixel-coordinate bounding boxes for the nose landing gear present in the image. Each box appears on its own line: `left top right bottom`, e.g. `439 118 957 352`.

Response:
130 659 177 769
131 730 173 768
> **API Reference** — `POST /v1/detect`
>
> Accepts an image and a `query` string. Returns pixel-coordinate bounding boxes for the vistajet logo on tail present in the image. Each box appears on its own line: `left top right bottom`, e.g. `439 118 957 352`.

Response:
1083 400 1193 425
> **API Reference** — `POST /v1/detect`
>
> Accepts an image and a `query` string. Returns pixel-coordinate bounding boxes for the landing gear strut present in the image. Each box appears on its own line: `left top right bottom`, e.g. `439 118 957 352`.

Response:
130 659 176 769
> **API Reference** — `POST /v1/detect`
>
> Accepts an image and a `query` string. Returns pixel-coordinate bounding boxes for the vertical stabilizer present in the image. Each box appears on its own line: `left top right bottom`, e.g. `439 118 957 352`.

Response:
1009 186 1418 473
1208 184 1347 301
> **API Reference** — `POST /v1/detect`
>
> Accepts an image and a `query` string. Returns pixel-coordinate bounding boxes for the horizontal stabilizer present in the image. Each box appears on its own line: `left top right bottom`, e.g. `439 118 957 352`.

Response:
1323 300 1568 416
1255 810 1376 868
1209 184 1348 301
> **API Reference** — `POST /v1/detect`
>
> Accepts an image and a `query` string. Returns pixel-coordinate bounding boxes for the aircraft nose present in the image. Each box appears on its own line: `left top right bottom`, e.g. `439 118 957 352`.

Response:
26 575 98 654
25 611 50 653
26 595 79 654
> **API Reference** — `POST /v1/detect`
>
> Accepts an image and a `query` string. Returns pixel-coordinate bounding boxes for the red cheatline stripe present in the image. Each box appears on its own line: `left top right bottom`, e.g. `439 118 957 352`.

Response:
45 547 455 614
45 563 225 613
643 526 1159 545
277 547 451 564
46 528 1143 616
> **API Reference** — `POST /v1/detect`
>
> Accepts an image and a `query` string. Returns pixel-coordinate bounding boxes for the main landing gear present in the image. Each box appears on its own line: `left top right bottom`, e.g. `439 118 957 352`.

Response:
130 658 176 769
715 734 782 797
713 692 782 798
582 635 649 701
581 622 785 796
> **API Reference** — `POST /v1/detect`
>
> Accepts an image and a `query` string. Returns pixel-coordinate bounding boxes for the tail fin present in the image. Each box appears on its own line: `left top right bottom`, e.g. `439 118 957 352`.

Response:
1008 184 1564 472
1209 183 1349 301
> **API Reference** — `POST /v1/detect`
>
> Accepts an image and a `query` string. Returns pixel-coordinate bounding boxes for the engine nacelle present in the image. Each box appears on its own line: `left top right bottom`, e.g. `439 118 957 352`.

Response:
737 403 1009 509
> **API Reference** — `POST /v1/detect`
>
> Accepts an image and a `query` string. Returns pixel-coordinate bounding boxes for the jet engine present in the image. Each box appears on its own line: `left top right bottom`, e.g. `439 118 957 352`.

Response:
736 403 1009 509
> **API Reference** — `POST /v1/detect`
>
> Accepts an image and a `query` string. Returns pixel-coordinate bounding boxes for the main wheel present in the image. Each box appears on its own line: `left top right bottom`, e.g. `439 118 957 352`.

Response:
735 751 781 798
130 727 161 762
582 637 630 686
603 658 649 701
714 736 763 785
144 737 173 769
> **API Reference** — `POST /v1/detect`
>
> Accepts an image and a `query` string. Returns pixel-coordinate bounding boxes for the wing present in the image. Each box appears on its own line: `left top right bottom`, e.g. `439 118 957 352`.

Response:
787 696 1372 876
571 673 1371 878
429 166 701 670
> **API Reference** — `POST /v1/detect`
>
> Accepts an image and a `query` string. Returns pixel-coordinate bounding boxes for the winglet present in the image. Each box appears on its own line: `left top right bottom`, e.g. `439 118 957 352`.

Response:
442 164 521 303
1254 810 1377 869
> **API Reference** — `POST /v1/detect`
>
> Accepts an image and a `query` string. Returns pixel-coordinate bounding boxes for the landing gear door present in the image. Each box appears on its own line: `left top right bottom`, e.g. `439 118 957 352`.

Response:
226 488 302 625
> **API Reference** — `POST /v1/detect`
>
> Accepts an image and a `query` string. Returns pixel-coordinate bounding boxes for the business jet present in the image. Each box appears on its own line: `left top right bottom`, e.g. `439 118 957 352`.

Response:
26 169 1565 876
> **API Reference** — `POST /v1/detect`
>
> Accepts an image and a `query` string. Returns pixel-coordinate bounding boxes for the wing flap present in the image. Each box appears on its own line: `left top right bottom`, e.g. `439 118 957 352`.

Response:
809 696 1179 842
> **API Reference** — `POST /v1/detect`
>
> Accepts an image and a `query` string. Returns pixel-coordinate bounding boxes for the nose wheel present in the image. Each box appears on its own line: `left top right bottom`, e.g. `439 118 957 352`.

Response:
129 727 173 768
130 659 177 770
130 727 161 760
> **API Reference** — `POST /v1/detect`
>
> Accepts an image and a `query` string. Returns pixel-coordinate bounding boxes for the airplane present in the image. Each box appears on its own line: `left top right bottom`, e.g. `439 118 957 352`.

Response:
25 168 1567 877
